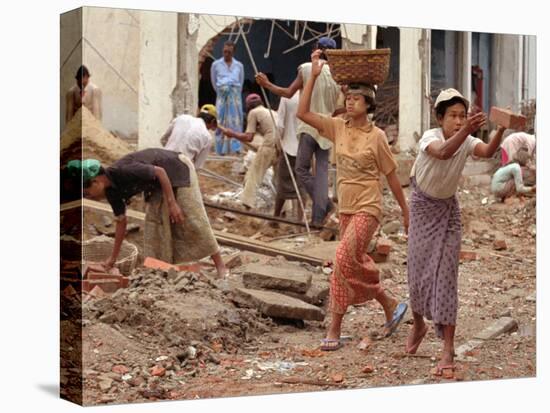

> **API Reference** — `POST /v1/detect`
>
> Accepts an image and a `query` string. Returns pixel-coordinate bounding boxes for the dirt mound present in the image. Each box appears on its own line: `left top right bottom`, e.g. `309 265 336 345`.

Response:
61 106 133 165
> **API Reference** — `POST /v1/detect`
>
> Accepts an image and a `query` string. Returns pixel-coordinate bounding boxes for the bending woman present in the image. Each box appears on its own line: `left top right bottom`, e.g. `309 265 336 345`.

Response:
67 148 228 278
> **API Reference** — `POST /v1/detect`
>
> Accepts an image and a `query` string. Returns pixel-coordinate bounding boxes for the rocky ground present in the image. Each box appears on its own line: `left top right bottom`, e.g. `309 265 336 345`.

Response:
60 154 536 406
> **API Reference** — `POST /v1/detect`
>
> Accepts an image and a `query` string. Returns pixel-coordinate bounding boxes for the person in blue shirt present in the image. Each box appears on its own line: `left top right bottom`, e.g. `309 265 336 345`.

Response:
491 148 536 201
210 40 245 155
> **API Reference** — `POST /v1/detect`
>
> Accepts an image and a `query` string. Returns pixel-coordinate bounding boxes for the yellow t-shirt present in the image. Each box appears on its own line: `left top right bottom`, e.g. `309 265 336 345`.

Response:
318 116 397 220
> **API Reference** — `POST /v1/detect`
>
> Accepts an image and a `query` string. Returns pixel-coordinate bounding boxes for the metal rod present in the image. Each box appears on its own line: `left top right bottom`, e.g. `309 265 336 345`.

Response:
204 200 337 232
235 17 311 236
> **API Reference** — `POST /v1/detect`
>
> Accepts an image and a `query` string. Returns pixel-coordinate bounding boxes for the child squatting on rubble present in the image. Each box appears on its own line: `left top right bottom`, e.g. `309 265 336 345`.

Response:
297 49 410 351
405 88 512 377
491 147 536 202
67 149 228 278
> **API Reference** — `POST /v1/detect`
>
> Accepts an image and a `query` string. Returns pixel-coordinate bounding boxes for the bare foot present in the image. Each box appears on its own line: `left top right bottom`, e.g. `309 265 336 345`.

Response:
383 297 399 325
406 323 428 354
216 266 229 279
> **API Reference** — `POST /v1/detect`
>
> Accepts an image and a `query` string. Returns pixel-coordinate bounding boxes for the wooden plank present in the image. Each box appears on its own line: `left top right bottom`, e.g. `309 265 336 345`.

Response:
62 199 325 266
214 231 325 266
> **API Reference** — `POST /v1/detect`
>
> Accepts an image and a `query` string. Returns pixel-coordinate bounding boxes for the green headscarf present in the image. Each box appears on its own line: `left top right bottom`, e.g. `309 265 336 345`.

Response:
67 159 102 182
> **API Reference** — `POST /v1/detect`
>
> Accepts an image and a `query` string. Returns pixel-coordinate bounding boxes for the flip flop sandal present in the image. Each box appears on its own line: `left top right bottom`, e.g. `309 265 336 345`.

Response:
383 302 408 337
432 364 456 378
320 338 343 351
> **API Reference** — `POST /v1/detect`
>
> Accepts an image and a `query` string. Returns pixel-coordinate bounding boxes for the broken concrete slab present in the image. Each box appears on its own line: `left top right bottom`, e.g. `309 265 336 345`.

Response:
474 317 518 340
233 288 325 321
455 339 484 362
274 278 330 306
242 264 312 293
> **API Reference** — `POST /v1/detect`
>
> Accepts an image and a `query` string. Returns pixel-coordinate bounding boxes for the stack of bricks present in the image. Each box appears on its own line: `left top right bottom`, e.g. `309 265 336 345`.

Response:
370 238 393 263
82 263 130 294
61 261 130 302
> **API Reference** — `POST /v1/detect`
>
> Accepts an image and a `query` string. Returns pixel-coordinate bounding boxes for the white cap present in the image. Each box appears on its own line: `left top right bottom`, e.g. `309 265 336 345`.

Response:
434 88 469 112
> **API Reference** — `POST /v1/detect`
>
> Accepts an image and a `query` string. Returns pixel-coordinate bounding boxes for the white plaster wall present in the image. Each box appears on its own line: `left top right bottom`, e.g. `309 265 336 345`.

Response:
398 28 423 151
138 10 178 149
491 34 521 111
525 35 536 101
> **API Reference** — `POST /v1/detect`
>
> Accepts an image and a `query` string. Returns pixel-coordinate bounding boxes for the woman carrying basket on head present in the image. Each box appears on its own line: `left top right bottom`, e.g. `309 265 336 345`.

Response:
297 49 409 351
66 149 228 278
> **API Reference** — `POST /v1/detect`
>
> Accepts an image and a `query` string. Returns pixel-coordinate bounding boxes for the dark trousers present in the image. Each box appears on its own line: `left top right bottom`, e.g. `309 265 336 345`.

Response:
296 133 331 223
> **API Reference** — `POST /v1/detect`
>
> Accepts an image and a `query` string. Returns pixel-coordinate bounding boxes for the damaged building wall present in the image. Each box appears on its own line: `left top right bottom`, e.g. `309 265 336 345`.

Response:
138 10 178 149
60 8 83 131
491 34 522 112
61 7 141 137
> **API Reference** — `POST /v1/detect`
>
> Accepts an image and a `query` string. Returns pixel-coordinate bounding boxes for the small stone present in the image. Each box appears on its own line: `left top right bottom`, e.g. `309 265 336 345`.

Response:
224 212 238 221
98 378 113 392
150 366 166 377
499 310 512 318
331 373 344 383
362 365 374 374
382 221 401 235
102 215 113 227
112 365 130 375
167 268 178 281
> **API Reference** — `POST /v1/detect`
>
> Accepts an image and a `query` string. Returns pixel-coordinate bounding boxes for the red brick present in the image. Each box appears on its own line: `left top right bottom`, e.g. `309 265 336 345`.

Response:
83 263 106 278
493 237 507 251
89 285 107 298
82 280 91 293
120 276 130 288
376 238 392 256
112 365 130 375
460 250 478 261
143 257 179 271
84 285 107 303
85 279 121 293
87 271 118 281
489 107 527 130
150 366 166 377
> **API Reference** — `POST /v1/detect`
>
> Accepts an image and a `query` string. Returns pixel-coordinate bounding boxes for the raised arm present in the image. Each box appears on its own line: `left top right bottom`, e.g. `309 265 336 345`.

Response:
426 112 486 160
473 125 506 158
296 50 327 133
256 72 302 99
386 171 409 234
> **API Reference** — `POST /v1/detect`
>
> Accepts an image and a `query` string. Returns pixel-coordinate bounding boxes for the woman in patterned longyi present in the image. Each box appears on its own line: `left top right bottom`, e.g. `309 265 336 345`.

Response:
297 49 410 351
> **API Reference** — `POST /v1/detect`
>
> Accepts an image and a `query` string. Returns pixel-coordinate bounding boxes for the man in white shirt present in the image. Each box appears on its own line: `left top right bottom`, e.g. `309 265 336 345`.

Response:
273 92 304 219
160 104 217 170
255 37 343 228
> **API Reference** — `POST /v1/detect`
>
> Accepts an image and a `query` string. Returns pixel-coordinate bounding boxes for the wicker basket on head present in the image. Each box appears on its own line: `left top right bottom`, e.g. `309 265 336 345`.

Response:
325 48 391 85
82 235 138 276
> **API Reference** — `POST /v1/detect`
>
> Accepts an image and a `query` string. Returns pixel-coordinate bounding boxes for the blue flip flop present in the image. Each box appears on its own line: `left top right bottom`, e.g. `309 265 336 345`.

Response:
383 302 408 337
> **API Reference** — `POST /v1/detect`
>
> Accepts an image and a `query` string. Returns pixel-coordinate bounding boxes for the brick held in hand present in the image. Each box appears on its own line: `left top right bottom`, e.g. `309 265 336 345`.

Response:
489 107 527 130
